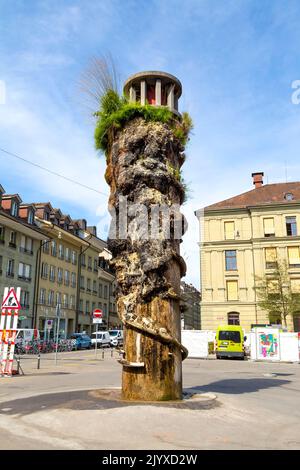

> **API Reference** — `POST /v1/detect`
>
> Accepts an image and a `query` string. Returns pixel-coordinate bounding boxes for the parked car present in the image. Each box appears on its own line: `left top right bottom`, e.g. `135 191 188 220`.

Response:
108 330 123 347
91 331 111 348
215 325 246 360
69 333 92 350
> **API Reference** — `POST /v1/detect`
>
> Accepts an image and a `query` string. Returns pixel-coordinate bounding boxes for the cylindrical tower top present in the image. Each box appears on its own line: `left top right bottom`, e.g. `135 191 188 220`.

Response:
123 71 182 116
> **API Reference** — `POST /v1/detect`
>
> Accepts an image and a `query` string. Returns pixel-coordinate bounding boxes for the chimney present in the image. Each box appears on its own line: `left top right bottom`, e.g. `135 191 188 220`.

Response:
252 172 264 189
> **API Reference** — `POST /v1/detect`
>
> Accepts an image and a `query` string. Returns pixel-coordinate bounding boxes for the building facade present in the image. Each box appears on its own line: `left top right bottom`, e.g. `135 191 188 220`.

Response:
34 207 116 337
0 187 46 328
180 281 201 330
196 173 300 332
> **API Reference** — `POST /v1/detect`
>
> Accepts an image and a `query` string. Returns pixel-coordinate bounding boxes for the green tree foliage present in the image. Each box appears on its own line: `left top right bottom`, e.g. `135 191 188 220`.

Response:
255 260 300 327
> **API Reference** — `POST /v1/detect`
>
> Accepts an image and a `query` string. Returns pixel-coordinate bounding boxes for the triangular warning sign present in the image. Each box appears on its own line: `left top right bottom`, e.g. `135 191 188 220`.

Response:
2 288 21 309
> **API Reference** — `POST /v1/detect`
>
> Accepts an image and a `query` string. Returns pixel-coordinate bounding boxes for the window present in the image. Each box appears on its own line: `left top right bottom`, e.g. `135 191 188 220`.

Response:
86 300 90 314
93 280 97 293
41 262 48 279
79 299 83 312
87 279 91 292
104 285 108 299
56 292 62 306
70 295 75 309
71 272 76 288
88 257 92 270
225 250 237 271
263 218 275 237
6 259 14 277
9 231 16 247
265 247 277 269
103 303 107 315
11 200 18 217
227 312 240 325
51 240 57 257
0 225 5 243
226 280 238 301
219 330 241 342
72 250 77 265
57 268 63 284
285 192 294 201
18 262 31 281
64 270 69 286
94 258 98 271
42 240 50 253
39 288 46 305
20 235 33 254
99 283 103 297
81 254 86 267
49 265 55 282
0 255 2 274
58 244 64 260
80 276 85 289
224 221 235 240
48 290 54 306
291 279 300 294
286 216 297 236
288 246 300 267
20 290 30 308
65 247 71 262
28 210 34 224
63 294 68 308
267 279 279 296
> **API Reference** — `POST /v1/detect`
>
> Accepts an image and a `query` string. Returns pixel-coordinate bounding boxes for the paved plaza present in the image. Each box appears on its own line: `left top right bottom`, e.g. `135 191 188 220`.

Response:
0 350 299 450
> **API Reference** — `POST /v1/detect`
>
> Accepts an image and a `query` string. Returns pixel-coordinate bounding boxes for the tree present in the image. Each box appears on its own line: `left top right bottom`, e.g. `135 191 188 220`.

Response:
255 260 300 327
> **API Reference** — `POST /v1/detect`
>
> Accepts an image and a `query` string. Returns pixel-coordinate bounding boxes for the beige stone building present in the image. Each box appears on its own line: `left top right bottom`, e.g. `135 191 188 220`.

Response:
196 173 300 332
33 205 116 337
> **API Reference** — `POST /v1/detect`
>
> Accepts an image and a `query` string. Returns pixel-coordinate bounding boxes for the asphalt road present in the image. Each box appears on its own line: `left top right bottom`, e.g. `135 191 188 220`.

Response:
0 350 299 450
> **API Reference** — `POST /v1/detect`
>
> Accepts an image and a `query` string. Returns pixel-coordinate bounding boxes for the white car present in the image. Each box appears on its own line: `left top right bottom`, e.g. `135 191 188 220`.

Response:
91 331 111 348
109 329 123 346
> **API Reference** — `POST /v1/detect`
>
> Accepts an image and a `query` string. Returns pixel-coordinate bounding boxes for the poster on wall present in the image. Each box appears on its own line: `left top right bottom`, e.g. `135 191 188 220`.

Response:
257 329 280 360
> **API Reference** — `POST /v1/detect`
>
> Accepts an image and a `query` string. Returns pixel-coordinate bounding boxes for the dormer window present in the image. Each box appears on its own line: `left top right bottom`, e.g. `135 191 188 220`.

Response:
44 211 50 221
11 200 19 217
285 192 294 201
28 210 34 225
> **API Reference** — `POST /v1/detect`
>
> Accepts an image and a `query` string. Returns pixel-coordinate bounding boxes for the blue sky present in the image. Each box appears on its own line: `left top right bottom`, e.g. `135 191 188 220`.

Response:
1 0 300 287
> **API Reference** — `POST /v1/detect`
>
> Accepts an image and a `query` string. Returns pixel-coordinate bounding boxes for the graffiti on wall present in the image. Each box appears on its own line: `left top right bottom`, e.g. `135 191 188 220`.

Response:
258 332 279 359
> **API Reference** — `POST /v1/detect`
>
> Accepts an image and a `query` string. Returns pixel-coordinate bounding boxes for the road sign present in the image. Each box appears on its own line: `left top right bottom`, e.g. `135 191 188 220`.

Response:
1 288 21 309
93 309 103 324
46 319 53 330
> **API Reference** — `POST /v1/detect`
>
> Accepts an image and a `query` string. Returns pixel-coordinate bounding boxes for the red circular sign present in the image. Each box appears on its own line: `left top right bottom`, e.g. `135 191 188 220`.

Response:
93 309 103 318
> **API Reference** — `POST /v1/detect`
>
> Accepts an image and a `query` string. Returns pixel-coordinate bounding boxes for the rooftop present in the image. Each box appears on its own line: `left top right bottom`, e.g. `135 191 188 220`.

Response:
202 181 300 212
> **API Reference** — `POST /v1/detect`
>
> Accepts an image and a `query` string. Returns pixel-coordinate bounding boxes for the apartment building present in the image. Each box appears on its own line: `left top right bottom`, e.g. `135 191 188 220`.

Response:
0 186 46 328
34 206 116 337
195 172 300 332
180 281 201 330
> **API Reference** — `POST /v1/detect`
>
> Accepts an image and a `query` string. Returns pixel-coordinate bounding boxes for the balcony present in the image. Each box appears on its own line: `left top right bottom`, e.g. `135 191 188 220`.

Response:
6 272 14 278
20 247 33 255
9 242 16 249
0 237 5 245
18 275 32 282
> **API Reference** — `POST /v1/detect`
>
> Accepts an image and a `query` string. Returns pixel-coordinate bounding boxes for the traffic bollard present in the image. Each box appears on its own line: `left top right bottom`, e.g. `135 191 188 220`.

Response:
37 354 41 370
102 349 104 360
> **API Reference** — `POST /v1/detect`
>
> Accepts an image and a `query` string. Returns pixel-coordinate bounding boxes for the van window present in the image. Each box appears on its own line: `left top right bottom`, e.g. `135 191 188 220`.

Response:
219 330 241 343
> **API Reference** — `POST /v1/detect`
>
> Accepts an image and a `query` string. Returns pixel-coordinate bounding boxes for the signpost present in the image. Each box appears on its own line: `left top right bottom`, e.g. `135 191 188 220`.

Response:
55 304 61 365
0 287 21 377
93 309 103 358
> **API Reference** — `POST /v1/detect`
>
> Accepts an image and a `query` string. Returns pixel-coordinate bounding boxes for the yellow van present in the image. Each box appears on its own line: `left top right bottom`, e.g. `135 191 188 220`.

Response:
215 325 246 360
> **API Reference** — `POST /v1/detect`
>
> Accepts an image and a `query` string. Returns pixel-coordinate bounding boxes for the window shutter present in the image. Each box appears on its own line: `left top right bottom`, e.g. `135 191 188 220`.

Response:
288 247 300 265
265 247 277 262
227 280 238 300
263 218 275 235
20 235 26 248
225 221 235 240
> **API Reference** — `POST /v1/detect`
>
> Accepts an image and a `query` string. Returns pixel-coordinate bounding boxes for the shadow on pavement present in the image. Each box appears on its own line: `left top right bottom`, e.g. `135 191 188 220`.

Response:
0 389 219 415
186 377 291 395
